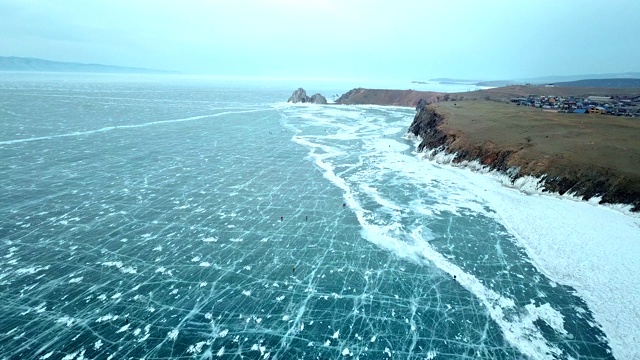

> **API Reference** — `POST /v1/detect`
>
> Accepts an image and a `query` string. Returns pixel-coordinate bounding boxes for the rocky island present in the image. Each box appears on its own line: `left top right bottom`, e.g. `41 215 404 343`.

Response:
287 88 327 104
329 85 640 211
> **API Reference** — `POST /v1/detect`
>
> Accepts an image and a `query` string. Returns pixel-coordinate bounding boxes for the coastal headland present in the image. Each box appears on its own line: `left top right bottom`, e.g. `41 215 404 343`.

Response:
334 88 444 106
334 85 640 210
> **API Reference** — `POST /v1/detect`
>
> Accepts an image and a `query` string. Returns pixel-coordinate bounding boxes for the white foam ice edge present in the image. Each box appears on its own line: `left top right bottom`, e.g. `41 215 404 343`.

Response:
411 141 640 360
289 132 570 359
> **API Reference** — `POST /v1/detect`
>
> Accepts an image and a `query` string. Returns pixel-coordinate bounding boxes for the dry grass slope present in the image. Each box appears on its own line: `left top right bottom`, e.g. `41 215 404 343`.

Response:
430 101 640 208
433 101 640 176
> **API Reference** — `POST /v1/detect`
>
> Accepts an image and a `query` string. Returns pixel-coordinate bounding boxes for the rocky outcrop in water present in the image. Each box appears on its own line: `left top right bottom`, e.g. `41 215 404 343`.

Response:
309 93 327 104
408 105 640 211
288 88 308 103
287 88 327 104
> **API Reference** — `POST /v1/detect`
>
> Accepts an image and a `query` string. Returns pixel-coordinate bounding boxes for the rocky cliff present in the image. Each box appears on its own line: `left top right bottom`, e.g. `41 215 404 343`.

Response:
408 104 640 211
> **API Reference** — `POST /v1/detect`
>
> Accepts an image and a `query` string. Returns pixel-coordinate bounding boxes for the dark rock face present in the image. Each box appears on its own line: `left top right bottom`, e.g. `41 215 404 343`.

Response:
309 93 327 104
408 106 640 211
543 173 640 211
288 88 309 103
408 107 447 151
416 98 427 112
288 88 327 104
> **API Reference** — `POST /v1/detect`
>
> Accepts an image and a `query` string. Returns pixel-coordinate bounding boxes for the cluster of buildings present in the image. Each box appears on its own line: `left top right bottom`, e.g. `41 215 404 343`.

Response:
510 95 640 117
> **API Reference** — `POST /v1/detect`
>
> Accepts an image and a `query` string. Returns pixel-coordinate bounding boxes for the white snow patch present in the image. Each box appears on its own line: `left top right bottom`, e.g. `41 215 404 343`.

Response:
187 341 207 354
167 329 179 340
100 261 136 274
56 316 74 327
525 303 568 336
15 265 50 275
96 314 117 323
116 323 130 333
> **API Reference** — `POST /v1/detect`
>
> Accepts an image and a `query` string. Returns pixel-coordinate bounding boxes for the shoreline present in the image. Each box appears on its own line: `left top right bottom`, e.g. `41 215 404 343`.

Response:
412 143 639 214
407 101 640 211
401 101 640 359
409 143 640 360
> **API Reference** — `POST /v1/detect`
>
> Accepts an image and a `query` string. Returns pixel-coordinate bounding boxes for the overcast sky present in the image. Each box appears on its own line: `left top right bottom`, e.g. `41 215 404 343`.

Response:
1 0 639 81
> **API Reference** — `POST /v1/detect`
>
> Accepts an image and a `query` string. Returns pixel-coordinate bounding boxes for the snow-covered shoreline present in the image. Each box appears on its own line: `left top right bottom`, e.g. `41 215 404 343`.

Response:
415 145 640 360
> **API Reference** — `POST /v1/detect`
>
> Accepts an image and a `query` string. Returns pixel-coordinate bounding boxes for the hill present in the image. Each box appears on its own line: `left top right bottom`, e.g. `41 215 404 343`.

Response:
334 85 640 107
0 56 173 74
552 78 640 88
448 85 640 102
427 73 640 87
335 88 444 106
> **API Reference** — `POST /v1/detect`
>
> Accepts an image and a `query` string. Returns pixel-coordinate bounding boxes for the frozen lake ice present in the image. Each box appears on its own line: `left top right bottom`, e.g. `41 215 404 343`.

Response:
1 74 637 359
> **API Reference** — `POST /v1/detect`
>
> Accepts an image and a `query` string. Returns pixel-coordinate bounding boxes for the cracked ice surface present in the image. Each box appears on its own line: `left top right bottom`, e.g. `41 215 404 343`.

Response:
0 75 634 359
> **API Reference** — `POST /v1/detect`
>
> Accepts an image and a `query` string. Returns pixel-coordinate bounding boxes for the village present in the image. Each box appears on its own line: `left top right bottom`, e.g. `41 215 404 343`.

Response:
510 93 640 117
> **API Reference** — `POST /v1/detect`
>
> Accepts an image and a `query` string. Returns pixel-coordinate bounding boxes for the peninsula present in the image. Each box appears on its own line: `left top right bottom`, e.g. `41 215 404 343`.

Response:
335 85 640 211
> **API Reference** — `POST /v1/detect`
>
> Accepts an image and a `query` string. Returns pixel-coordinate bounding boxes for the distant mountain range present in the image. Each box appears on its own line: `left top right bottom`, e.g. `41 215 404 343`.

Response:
426 72 640 88
0 56 174 74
